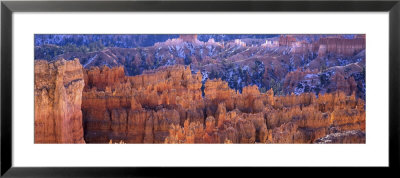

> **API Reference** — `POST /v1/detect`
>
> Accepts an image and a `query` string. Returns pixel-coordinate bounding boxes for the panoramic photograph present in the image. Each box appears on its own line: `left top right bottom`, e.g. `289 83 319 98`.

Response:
34 34 366 144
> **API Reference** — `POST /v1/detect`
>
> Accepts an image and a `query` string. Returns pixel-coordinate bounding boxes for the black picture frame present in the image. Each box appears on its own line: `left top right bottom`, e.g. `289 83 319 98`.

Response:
1 0 399 177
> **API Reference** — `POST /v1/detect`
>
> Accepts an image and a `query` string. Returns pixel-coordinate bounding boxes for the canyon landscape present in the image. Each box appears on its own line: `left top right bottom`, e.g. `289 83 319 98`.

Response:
34 34 366 144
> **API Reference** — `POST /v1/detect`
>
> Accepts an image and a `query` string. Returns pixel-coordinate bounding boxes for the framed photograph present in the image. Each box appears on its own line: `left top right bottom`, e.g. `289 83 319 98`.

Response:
1 0 399 176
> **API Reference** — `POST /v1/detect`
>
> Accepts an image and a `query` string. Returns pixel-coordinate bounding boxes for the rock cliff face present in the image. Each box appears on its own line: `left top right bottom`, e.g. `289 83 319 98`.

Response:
290 36 365 57
179 34 198 43
34 58 85 143
279 35 297 46
81 64 365 144
82 64 204 143
316 37 365 56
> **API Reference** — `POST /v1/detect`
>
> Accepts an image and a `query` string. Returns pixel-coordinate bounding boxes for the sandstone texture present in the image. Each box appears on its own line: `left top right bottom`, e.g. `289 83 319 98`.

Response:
34 58 85 143
81 64 365 144
82 65 203 143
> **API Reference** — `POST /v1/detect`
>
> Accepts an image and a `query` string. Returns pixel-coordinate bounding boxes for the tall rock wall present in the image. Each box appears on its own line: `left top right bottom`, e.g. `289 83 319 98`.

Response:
316 37 366 56
290 36 365 57
34 58 85 143
279 35 297 46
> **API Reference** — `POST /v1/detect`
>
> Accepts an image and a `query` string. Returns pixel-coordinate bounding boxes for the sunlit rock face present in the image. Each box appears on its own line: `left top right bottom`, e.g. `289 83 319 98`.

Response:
81 64 204 143
34 58 85 143
79 64 365 144
34 58 365 144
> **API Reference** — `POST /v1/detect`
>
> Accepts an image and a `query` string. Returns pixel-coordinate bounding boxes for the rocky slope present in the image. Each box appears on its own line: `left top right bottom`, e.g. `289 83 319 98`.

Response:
36 34 366 100
34 58 85 143
34 34 279 49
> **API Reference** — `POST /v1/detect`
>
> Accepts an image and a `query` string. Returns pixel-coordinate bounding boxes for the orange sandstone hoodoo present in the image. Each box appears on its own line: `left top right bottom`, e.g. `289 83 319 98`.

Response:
79 63 365 144
34 58 85 143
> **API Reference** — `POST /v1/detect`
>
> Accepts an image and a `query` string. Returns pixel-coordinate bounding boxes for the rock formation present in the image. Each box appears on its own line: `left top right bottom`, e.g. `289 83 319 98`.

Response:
167 92 365 144
279 35 297 46
34 34 366 144
316 37 365 56
81 64 204 143
34 58 85 143
79 63 366 144
35 58 365 144
179 34 198 43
